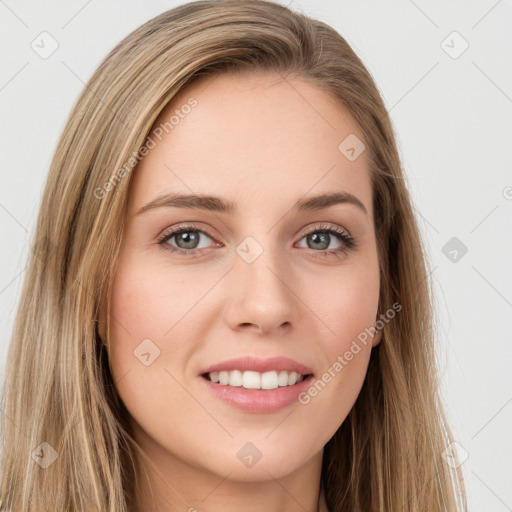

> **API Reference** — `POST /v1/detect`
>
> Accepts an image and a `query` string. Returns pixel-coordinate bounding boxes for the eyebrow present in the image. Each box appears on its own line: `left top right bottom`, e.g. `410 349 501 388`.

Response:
136 191 368 216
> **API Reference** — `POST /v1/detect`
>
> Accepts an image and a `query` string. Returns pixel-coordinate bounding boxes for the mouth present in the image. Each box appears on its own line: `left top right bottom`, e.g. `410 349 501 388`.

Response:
198 356 315 412
201 370 314 390
199 371 315 413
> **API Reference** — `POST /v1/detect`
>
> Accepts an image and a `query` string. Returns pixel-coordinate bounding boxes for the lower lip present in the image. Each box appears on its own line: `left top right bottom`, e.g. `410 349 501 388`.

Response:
198 374 314 413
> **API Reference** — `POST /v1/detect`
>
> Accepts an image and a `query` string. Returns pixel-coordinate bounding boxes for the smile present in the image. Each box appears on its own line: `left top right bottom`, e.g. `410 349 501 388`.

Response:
203 369 308 389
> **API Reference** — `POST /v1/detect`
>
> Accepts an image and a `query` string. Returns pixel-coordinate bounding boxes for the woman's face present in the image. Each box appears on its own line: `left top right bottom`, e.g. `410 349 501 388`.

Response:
105 71 381 485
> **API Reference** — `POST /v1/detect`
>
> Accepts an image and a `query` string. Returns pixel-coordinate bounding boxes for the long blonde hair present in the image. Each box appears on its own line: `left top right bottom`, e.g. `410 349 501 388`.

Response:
0 1 466 510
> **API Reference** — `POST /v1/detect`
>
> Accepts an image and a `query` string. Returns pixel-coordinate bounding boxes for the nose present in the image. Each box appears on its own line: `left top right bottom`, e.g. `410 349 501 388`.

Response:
224 239 299 336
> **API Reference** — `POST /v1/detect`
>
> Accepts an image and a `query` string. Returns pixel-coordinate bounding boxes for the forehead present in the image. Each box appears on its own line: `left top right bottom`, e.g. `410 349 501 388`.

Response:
129 71 373 219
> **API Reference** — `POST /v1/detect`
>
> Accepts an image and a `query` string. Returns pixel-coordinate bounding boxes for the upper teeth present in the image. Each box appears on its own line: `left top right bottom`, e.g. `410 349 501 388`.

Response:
207 370 306 389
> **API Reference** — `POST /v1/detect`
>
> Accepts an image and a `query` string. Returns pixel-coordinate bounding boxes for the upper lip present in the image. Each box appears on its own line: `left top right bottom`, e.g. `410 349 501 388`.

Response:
200 356 314 376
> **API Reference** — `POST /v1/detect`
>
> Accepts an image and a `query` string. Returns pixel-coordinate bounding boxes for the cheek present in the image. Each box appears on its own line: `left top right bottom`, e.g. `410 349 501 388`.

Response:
295 262 378 426
310 260 380 346
109 251 223 342
108 256 194 354
107 257 176 393
106 259 205 441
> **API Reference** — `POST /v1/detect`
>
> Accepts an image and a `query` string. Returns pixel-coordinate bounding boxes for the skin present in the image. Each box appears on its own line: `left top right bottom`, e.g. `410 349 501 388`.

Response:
103 71 382 512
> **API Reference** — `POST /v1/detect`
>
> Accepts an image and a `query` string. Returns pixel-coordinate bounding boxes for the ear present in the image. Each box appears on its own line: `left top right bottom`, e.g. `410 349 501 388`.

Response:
371 326 382 347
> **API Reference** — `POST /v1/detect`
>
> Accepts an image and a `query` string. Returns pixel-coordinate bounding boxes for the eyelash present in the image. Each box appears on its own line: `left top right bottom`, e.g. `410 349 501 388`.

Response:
156 223 357 259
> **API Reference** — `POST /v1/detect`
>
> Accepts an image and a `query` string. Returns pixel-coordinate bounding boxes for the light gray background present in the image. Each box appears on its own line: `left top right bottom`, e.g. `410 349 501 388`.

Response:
1 1 511 510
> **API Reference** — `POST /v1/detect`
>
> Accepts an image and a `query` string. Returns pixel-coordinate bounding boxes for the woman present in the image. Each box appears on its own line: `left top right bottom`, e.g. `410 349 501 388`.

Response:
0 1 467 510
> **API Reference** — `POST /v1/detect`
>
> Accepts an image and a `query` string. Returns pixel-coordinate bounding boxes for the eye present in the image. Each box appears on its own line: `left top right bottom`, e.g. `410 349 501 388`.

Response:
296 224 357 258
157 223 357 258
157 224 217 256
